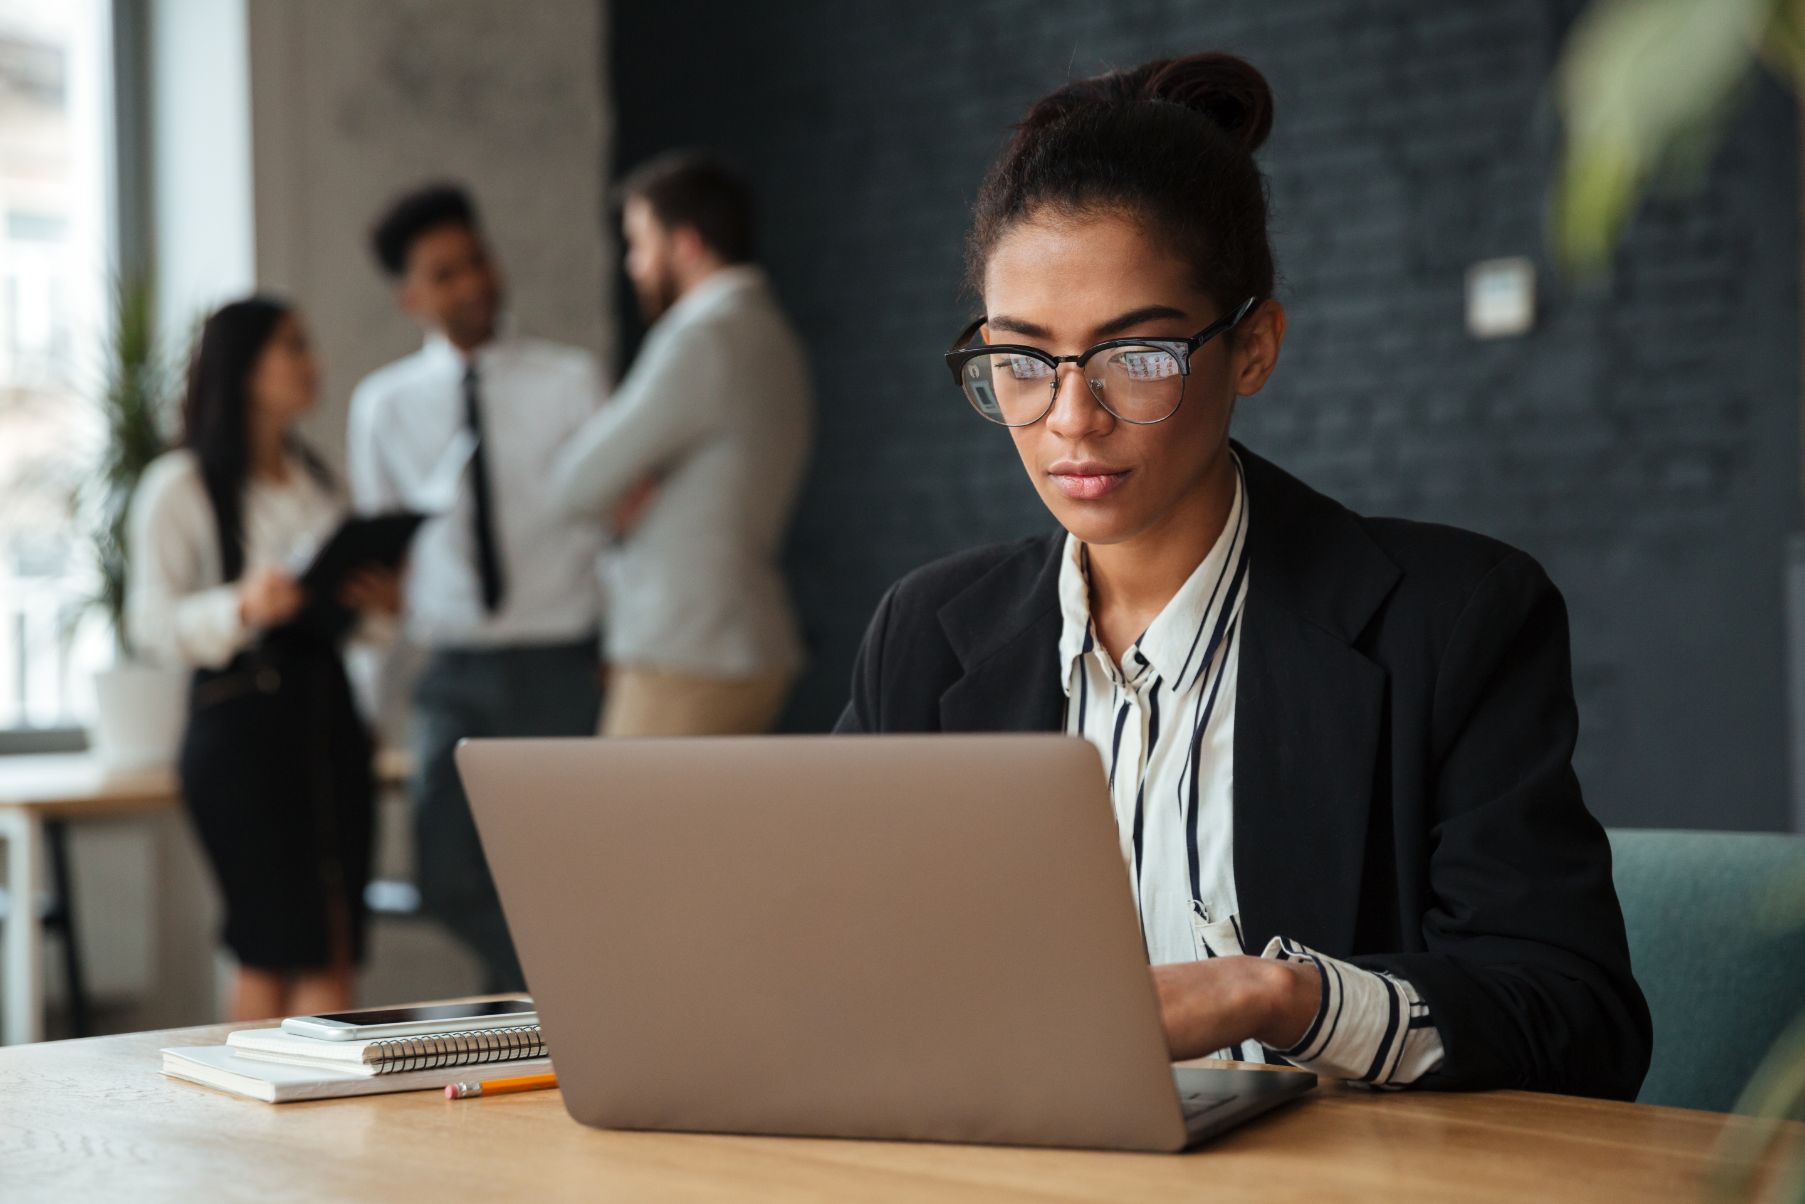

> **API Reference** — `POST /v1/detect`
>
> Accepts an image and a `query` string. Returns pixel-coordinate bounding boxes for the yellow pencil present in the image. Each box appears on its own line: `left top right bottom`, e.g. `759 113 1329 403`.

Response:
445 1072 558 1100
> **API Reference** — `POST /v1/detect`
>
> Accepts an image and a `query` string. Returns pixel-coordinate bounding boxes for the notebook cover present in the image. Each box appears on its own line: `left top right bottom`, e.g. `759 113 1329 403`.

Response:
160 1044 552 1103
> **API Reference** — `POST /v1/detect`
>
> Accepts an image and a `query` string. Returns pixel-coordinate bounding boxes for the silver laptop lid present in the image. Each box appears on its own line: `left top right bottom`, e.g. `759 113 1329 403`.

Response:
457 734 1190 1151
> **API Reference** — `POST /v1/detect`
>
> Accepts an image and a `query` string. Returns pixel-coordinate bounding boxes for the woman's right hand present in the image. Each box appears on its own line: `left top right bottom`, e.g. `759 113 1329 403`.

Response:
237 565 305 629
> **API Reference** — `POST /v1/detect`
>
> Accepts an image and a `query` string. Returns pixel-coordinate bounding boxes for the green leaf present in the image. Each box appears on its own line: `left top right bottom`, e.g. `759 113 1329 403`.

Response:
73 271 176 659
1554 0 1775 274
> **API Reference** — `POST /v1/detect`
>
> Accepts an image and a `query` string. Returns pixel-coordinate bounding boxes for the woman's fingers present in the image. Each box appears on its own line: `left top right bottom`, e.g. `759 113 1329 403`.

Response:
1150 956 1293 1061
338 568 403 615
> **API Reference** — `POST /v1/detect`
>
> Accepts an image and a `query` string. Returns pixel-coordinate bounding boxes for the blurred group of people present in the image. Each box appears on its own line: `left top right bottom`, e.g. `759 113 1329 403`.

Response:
126 155 814 1016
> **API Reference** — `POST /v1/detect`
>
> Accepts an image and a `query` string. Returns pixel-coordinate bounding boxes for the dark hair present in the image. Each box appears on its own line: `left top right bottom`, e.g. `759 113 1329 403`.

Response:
181 296 331 582
618 152 756 264
370 183 480 278
966 52 1276 316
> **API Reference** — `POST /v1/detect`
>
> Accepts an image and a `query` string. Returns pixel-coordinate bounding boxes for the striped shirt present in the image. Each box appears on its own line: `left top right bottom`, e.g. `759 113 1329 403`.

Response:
1057 456 1446 1086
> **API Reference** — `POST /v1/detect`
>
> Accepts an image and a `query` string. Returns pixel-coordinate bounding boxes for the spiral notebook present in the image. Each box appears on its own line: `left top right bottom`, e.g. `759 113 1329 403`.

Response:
226 1024 546 1076
161 1044 553 1104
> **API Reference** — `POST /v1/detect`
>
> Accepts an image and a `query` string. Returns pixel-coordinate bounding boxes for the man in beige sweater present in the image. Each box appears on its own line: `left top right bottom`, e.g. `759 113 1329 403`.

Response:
551 153 812 736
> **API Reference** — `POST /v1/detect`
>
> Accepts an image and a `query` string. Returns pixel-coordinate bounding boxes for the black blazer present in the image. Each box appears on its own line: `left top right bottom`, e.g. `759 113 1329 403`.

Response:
835 444 1652 1100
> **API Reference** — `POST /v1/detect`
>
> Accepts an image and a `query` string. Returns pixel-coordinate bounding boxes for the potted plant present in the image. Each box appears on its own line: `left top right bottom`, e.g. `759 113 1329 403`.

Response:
82 273 183 767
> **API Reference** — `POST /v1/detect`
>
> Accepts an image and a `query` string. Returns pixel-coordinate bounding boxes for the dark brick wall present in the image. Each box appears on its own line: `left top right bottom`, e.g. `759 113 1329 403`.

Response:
610 0 1800 830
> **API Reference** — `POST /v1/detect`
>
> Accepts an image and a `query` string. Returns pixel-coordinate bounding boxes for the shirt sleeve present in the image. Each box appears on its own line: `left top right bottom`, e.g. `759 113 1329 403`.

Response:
346 380 404 514
548 318 726 522
125 463 253 670
1260 935 1446 1087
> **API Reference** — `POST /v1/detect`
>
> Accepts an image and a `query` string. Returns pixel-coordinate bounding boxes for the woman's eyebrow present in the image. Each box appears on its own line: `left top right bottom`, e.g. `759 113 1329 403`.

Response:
985 314 1052 338
1092 304 1191 337
985 304 1192 342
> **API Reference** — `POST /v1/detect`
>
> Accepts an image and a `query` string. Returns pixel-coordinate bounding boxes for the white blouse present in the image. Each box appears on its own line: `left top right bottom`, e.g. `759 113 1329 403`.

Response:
1058 455 1446 1086
126 449 347 670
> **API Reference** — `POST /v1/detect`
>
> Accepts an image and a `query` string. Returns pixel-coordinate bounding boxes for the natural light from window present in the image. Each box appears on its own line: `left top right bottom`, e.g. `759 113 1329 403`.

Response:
0 0 112 732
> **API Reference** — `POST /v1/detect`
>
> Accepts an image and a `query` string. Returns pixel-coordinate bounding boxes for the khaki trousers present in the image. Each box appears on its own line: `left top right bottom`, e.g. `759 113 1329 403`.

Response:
600 666 795 737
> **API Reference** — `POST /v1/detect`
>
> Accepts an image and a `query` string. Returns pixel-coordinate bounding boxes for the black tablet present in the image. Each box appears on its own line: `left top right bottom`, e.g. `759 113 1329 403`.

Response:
298 511 427 596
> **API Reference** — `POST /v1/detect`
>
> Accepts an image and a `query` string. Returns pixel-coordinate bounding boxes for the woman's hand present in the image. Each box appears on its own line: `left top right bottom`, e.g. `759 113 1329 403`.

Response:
1150 955 1322 1062
237 566 305 629
339 567 404 616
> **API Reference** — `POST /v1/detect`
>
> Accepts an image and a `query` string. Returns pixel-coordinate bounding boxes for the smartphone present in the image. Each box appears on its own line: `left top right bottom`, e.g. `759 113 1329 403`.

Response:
280 998 537 1041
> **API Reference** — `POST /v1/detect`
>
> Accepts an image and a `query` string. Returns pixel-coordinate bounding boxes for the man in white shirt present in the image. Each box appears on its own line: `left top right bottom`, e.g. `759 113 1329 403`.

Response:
347 184 605 991
551 154 812 736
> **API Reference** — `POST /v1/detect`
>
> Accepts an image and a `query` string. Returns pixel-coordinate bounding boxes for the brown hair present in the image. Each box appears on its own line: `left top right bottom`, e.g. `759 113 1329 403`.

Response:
182 296 331 581
619 151 757 265
965 52 1276 316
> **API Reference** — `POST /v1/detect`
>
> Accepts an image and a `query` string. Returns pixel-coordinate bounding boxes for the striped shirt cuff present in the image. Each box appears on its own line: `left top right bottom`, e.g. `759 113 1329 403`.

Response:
1259 935 1445 1087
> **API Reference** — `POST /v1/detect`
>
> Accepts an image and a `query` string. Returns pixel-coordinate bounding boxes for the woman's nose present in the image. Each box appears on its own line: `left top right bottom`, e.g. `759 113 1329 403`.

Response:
1043 363 1113 439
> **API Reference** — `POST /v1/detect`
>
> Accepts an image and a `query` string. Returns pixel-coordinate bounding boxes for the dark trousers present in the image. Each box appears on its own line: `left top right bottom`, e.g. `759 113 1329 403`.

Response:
412 637 600 992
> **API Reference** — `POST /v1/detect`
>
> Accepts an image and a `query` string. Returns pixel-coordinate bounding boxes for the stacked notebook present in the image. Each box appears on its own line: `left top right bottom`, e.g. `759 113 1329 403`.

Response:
161 1024 551 1103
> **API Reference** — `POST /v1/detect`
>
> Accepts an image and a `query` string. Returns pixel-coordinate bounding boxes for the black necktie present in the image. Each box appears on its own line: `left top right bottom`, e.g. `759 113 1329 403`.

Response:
463 364 506 613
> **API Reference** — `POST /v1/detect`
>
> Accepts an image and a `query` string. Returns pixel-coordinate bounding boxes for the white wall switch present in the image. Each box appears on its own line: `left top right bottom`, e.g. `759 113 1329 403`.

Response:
1465 256 1536 339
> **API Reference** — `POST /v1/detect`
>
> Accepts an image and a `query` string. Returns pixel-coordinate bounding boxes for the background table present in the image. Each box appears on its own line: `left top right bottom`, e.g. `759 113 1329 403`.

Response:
1 1014 1799 1202
0 751 411 1045
0 756 184 1045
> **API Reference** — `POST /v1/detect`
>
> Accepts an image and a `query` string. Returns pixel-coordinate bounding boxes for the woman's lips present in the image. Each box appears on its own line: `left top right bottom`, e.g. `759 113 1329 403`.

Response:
1049 468 1132 500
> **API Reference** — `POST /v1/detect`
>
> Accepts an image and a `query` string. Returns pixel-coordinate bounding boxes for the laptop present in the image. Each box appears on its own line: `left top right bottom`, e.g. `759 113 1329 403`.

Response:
455 734 1315 1152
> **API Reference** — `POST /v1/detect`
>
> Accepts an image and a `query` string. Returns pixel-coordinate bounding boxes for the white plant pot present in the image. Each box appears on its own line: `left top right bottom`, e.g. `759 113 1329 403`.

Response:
90 661 187 768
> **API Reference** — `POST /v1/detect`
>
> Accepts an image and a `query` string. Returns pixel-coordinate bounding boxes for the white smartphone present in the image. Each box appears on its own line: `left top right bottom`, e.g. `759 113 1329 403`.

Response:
280 998 537 1041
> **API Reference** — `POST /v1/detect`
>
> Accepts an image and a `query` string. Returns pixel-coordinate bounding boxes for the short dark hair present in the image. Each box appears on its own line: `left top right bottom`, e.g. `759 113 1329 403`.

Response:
618 152 756 264
370 183 480 277
966 52 1276 316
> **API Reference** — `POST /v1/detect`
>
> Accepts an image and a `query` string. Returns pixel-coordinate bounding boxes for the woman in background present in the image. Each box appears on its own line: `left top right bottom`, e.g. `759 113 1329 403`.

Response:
128 297 398 1020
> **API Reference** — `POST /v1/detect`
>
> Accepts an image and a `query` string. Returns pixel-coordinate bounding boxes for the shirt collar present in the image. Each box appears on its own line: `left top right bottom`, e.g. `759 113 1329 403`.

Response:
419 326 516 375
661 264 767 328
1057 453 1249 695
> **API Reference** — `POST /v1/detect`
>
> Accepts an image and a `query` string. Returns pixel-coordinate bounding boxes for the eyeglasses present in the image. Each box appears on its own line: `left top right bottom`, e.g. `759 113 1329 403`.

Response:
943 296 1258 428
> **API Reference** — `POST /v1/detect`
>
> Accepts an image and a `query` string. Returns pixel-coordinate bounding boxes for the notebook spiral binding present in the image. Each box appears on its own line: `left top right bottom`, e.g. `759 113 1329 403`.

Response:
366 1025 546 1075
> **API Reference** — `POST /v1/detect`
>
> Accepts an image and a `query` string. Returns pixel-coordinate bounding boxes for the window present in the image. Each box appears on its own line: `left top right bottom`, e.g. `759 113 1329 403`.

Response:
0 0 113 733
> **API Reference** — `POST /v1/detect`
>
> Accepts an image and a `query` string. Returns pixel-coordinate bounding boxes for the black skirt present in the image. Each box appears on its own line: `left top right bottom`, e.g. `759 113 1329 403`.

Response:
177 630 374 971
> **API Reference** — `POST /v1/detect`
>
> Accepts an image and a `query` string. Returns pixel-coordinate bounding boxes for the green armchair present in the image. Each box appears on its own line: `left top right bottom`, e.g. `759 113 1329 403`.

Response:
1607 828 1805 1112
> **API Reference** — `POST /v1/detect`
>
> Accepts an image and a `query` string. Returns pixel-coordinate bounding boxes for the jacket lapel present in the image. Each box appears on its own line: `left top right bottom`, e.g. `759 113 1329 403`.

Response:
1231 446 1399 957
936 535 1066 733
926 448 1401 960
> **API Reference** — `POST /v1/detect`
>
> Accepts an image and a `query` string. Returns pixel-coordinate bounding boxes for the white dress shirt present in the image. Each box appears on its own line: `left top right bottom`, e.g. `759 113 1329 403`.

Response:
549 266 811 678
126 449 345 669
1058 455 1447 1085
347 333 605 649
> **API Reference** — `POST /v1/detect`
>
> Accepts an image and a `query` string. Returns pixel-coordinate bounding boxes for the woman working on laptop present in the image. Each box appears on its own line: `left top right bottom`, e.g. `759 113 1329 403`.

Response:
837 52 1650 1099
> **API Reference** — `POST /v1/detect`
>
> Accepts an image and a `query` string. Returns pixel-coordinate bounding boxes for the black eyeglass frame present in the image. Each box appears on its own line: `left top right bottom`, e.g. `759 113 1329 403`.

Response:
943 295 1260 427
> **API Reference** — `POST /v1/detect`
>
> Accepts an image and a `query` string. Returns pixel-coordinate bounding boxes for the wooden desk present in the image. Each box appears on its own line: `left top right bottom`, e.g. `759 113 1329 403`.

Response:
1 1017 1799 1203
0 751 411 1045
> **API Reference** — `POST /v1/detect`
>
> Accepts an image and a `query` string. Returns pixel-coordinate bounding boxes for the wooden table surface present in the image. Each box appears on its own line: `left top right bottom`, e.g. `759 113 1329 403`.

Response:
0 755 183 818
0 748 412 817
1 1017 1799 1203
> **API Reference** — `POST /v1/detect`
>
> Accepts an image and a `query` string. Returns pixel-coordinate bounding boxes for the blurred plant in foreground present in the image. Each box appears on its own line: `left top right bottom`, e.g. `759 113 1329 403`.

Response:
1560 5 1805 1199
1555 0 1805 273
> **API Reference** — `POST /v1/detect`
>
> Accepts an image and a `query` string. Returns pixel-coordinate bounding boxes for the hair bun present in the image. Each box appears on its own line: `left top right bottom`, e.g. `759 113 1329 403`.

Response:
1144 52 1274 154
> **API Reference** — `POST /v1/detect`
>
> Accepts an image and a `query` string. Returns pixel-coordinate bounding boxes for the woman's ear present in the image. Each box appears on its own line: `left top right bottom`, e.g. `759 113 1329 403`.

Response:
1231 299 1286 397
